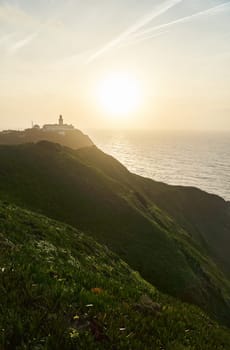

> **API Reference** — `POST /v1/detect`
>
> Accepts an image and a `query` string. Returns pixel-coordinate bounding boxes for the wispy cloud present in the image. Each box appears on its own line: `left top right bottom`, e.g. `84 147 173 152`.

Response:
0 3 38 26
8 30 41 54
129 1 230 43
6 16 64 55
0 2 66 55
87 0 183 63
116 30 169 49
0 32 16 46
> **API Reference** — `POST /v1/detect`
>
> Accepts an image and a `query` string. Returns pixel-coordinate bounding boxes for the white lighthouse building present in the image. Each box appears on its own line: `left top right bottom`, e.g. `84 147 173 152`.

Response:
42 115 74 132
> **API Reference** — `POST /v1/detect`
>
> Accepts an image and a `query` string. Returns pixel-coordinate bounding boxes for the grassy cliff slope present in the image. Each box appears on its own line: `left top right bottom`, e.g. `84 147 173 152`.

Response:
0 142 229 326
1 201 230 350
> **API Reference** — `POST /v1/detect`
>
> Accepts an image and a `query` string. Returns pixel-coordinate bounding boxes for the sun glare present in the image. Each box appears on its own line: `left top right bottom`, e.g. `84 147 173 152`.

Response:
96 73 142 118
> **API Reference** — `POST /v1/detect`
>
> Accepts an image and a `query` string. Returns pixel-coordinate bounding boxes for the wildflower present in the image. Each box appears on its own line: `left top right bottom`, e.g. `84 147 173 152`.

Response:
91 287 103 295
86 304 93 307
69 328 79 339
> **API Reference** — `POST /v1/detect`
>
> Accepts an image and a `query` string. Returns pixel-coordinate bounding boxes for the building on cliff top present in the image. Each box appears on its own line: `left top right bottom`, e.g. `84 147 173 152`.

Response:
41 115 74 132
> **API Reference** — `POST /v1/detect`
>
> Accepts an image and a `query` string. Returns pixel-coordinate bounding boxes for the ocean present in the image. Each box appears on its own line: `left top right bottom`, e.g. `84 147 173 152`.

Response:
87 130 230 201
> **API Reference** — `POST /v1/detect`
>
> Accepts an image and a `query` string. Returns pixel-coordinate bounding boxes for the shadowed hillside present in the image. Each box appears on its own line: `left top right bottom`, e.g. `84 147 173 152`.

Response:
0 142 230 327
0 128 93 150
1 201 230 349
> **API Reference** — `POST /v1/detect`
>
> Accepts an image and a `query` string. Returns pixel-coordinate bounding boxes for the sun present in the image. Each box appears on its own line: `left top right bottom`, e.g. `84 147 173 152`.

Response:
96 72 142 118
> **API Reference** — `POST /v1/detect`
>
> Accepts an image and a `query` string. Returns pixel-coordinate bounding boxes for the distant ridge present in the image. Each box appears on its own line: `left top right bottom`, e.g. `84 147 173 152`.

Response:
0 116 94 150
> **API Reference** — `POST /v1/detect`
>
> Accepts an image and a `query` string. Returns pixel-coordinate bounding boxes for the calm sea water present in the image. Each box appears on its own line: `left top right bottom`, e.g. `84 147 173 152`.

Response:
87 130 230 201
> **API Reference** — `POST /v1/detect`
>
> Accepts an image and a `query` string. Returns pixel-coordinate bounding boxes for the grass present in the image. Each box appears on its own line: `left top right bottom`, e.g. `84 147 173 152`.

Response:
1 201 230 349
0 142 229 327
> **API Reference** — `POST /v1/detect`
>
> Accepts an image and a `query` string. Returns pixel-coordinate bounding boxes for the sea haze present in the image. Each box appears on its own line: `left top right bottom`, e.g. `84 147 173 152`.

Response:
88 130 230 201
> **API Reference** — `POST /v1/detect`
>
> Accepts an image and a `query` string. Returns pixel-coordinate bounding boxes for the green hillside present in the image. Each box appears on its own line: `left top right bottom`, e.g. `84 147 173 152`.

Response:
0 142 230 327
1 201 230 350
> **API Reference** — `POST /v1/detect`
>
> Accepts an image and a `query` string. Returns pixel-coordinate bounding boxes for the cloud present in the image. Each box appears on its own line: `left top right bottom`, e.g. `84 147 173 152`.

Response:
8 30 41 54
0 2 66 55
0 3 38 26
0 3 41 54
7 18 60 55
0 32 16 46
116 30 169 49
87 0 183 63
129 1 230 43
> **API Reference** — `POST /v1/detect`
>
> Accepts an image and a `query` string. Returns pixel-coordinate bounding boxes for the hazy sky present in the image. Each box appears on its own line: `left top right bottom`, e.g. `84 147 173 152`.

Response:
0 0 230 130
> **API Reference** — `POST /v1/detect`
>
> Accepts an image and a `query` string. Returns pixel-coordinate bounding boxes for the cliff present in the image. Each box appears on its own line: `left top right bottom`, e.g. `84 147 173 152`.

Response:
0 142 229 327
0 128 94 149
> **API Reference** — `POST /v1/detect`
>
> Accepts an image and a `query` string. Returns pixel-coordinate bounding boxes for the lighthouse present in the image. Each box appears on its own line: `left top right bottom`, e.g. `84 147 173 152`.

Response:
42 115 74 132
59 115 64 126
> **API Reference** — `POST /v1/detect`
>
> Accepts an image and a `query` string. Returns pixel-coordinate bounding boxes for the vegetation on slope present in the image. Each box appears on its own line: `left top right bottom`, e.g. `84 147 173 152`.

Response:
0 128 93 150
0 142 230 327
1 201 230 350
77 145 230 276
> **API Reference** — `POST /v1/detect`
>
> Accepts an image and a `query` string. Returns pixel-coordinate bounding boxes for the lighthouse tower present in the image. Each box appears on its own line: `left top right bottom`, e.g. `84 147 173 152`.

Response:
59 115 64 126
